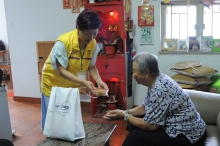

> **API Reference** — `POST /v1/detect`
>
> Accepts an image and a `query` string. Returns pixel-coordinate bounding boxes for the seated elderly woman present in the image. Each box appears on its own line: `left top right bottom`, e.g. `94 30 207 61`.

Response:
103 52 207 146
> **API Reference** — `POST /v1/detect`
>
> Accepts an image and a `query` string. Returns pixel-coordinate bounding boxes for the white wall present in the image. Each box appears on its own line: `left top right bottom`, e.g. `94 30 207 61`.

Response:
4 0 81 98
3 0 220 104
0 0 8 62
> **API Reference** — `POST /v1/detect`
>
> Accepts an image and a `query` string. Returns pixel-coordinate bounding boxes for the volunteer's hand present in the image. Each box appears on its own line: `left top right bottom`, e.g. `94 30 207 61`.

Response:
83 80 96 94
96 78 109 90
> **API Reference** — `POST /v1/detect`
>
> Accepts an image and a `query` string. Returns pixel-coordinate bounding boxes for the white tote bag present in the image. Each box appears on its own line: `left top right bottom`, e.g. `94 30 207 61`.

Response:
43 87 85 141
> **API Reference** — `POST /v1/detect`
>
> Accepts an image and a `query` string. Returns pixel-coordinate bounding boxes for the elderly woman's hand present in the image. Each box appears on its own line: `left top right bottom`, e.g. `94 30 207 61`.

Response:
103 109 126 121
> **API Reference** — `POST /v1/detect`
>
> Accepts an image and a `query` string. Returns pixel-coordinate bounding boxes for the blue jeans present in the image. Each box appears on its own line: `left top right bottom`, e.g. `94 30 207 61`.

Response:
41 93 50 131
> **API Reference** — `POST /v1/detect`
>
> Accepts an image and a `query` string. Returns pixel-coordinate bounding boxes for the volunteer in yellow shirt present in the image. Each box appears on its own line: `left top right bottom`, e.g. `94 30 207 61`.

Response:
41 9 108 130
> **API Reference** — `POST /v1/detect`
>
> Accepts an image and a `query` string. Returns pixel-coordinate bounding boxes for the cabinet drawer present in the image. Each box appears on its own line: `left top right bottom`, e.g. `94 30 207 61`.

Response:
96 58 125 74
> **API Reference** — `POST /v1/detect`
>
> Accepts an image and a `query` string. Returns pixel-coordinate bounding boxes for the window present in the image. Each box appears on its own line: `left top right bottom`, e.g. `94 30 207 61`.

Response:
203 5 220 38
163 5 197 39
161 1 220 52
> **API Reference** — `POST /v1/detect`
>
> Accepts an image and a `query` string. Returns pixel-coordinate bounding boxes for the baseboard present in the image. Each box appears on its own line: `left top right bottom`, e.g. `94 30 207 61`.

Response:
14 96 41 103
13 96 91 108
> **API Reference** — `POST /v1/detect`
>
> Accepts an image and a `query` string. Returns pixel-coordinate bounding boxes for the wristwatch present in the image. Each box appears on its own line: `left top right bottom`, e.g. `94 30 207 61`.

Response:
124 113 130 121
125 109 130 114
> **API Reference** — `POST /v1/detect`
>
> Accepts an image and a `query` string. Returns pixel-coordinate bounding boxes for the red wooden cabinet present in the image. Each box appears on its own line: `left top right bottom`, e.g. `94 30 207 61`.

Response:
85 1 128 117
90 55 127 117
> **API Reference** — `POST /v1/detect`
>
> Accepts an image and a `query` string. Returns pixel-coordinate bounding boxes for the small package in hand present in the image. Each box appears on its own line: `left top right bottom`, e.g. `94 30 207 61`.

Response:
94 88 108 97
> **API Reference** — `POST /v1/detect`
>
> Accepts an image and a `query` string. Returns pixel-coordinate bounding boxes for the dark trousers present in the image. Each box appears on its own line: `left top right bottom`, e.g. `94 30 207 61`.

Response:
122 123 207 146
0 139 14 146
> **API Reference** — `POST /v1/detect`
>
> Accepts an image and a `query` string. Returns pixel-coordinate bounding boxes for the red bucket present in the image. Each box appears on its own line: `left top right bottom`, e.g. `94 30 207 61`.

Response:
105 45 116 55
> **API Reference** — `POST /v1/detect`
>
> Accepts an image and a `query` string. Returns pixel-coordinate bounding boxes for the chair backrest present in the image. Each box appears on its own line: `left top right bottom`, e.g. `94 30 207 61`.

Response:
183 89 220 125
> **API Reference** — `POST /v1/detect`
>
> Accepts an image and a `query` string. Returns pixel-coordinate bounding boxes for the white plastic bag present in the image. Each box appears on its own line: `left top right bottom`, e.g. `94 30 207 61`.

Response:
43 87 85 141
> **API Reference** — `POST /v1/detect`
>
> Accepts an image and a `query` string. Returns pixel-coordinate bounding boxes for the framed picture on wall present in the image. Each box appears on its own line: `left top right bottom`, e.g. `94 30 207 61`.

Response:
63 0 71 9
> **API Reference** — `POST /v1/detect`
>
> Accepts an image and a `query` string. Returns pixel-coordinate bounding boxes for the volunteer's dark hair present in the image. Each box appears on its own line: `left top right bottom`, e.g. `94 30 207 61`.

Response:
76 9 102 31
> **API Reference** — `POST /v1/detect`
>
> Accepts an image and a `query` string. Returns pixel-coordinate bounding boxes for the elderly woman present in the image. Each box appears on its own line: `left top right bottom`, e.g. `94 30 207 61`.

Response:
104 52 207 146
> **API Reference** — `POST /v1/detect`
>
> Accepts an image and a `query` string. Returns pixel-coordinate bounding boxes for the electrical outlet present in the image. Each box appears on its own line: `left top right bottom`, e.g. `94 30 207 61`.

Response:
8 22 13 27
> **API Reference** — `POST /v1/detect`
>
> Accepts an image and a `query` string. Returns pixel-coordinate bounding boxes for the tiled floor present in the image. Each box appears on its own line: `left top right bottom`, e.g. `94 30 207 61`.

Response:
6 88 128 146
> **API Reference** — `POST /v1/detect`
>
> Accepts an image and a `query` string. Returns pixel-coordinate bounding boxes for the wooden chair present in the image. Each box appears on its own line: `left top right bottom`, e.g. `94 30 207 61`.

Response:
0 50 12 83
0 50 7 62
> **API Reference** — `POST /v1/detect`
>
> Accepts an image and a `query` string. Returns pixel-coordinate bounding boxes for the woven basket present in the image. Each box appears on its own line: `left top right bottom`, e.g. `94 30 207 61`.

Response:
171 74 212 85
173 61 202 70
178 83 197 89
171 65 218 77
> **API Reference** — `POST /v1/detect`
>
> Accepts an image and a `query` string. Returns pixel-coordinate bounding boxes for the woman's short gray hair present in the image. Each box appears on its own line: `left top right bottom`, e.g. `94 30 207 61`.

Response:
133 52 160 76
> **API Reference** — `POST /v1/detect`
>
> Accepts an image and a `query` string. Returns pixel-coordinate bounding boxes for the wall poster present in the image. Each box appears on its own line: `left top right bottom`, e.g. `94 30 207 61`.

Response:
138 5 154 27
63 0 71 9
63 0 85 9
140 27 154 45
70 0 80 13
